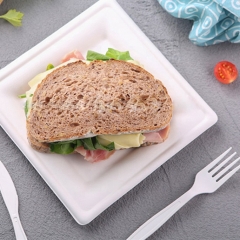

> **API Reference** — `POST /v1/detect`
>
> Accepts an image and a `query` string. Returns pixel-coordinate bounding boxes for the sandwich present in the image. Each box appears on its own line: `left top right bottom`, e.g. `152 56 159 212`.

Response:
23 48 173 162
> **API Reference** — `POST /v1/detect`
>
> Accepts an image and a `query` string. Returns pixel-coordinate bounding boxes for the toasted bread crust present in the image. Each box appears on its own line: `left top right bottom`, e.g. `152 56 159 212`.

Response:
27 60 172 143
27 131 50 153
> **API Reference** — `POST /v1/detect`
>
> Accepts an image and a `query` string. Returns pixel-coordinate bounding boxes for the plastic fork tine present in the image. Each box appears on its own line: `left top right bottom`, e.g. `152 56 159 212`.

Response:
204 147 232 172
217 161 240 185
215 157 240 181
210 152 236 175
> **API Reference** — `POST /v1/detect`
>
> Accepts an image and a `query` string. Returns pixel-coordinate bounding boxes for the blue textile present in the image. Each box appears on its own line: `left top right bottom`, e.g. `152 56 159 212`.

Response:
157 0 240 46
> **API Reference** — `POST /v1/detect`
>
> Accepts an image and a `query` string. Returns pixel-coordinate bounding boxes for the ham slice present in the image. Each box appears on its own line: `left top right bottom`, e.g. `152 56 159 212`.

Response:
143 125 170 143
75 146 115 163
61 50 84 63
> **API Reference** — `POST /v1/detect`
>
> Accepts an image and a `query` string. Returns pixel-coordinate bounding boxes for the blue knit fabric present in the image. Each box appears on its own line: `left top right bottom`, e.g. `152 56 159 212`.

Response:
157 0 240 46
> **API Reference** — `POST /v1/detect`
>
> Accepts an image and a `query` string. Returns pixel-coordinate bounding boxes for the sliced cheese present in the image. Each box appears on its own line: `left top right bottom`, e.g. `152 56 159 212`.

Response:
126 59 144 68
97 133 145 150
28 58 81 87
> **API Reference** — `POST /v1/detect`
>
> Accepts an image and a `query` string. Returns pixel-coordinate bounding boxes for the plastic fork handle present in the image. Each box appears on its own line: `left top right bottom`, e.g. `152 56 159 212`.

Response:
12 214 28 240
127 188 197 240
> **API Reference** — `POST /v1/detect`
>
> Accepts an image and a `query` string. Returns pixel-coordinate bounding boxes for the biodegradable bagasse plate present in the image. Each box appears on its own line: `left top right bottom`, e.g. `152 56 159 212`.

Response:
0 0 218 224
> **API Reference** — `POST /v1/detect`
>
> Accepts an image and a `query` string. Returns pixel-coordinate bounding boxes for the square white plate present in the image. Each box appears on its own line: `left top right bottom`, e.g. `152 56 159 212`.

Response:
0 0 217 224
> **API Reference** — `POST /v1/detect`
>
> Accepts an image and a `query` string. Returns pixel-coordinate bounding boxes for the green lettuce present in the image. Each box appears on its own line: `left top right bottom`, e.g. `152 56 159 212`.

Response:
46 63 54 70
0 9 24 27
86 48 133 61
18 94 26 98
24 100 28 116
87 51 110 61
50 137 115 155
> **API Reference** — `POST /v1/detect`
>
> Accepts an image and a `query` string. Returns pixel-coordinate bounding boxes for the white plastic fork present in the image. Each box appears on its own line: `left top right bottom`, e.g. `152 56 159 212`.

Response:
127 147 240 240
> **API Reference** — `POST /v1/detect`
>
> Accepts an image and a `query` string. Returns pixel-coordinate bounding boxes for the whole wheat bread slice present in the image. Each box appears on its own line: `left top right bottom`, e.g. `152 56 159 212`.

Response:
27 59 172 148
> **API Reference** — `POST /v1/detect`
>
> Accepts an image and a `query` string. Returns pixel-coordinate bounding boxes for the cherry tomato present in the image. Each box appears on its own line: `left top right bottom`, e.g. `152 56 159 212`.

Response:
214 61 238 84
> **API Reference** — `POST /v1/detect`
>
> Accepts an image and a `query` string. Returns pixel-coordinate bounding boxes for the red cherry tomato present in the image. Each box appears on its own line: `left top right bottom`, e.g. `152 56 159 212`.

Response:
214 61 238 84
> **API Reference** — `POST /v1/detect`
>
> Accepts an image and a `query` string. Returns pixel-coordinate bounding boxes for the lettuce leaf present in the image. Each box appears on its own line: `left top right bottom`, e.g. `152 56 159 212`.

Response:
18 94 26 98
86 51 110 61
86 48 133 61
50 141 77 155
24 100 29 116
0 9 24 27
50 137 115 155
106 48 133 60
46 63 54 70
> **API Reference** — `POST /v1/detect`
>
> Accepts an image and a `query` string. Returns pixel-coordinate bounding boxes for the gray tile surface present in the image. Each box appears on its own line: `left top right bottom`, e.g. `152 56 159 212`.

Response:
0 0 240 239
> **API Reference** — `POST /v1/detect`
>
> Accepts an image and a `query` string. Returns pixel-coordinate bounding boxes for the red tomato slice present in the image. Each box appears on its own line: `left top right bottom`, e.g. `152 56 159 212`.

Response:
214 61 238 84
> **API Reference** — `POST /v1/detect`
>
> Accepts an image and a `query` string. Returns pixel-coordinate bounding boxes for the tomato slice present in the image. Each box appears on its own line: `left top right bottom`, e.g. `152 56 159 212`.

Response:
214 61 238 84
